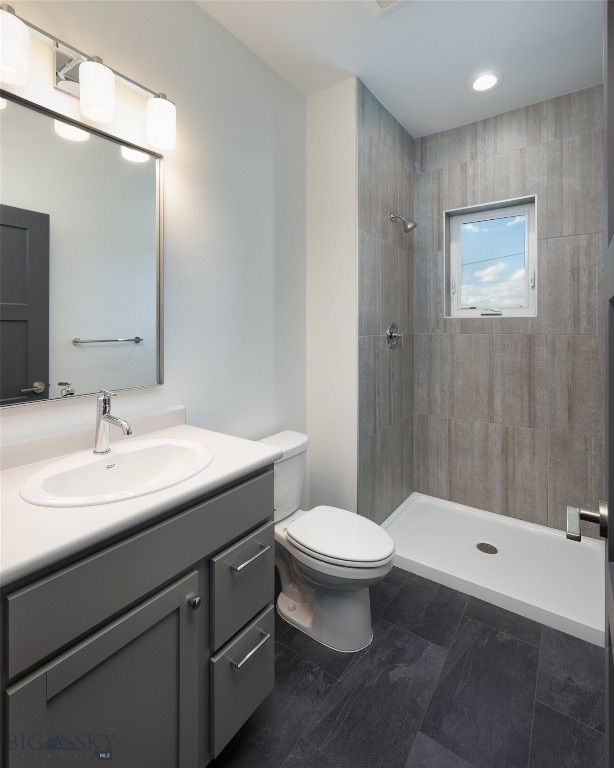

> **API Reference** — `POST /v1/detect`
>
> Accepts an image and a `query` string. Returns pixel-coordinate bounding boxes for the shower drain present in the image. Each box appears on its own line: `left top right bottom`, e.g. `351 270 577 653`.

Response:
476 542 498 554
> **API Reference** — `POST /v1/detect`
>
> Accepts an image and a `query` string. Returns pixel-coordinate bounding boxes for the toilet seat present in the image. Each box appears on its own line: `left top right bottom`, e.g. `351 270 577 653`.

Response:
285 505 394 569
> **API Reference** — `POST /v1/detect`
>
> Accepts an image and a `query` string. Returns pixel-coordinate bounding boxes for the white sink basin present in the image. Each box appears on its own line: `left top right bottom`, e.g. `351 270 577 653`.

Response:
20 439 214 507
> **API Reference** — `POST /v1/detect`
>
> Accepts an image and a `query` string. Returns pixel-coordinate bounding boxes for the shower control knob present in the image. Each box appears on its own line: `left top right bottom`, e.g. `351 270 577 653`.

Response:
187 595 202 610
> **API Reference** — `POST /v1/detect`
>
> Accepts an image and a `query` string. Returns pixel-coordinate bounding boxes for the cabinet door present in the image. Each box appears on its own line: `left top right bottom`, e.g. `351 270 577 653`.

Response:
6 571 200 768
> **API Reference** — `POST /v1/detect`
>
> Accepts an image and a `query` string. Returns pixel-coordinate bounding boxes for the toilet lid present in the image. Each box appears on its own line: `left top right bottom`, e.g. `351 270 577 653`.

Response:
286 506 394 566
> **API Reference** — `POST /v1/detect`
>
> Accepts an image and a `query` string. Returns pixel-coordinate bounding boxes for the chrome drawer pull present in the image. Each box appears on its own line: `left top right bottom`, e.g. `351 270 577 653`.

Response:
229 631 271 669
229 544 271 573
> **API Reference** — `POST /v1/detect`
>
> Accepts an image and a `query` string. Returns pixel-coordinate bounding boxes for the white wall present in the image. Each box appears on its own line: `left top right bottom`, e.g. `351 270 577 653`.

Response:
306 78 358 512
0 0 306 444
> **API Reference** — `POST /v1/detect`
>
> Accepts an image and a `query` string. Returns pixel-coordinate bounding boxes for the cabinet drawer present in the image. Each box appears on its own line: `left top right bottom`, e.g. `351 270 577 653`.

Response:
210 521 274 651
210 605 274 758
6 471 273 680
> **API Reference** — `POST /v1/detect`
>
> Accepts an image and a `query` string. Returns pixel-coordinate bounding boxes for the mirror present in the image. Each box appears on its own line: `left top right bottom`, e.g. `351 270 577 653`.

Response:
0 93 162 406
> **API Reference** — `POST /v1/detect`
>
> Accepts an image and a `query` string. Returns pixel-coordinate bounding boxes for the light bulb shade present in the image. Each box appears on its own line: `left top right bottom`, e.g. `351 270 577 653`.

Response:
54 120 90 142
79 59 115 123
0 7 29 85
147 95 176 150
121 146 150 163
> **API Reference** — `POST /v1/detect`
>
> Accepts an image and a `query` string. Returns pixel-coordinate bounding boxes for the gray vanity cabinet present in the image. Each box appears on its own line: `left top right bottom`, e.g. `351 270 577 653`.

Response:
2 469 275 768
6 571 200 768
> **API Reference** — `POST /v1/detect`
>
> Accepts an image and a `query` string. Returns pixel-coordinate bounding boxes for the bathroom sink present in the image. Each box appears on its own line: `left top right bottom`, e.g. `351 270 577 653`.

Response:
20 439 214 507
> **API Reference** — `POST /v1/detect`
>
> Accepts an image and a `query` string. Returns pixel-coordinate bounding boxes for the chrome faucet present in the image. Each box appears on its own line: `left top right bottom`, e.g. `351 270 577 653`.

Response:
94 389 132 454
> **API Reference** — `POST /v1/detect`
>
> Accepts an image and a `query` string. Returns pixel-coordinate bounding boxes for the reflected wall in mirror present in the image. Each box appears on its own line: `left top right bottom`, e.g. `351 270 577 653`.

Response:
0 94 162 406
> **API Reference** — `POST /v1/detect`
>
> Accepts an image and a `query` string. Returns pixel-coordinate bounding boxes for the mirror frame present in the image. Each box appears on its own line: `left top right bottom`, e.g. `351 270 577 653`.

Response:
0 90 164 407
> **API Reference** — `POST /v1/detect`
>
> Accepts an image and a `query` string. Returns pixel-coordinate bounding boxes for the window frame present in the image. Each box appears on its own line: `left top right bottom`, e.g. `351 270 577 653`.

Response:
444 196 537 318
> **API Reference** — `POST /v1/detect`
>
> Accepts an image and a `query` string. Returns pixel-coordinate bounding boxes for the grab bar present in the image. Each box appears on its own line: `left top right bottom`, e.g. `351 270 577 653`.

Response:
73 336 143 345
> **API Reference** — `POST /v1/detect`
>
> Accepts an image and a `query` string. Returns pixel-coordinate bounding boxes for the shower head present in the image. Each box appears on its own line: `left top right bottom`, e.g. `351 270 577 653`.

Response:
390 213 417 233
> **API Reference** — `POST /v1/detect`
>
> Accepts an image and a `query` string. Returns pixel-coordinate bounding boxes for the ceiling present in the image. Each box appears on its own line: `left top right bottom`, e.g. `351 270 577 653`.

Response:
197 0 603 138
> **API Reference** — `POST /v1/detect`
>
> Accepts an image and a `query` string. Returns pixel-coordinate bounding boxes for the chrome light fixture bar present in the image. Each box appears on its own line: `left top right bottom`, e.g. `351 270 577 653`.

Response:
0 4 176 149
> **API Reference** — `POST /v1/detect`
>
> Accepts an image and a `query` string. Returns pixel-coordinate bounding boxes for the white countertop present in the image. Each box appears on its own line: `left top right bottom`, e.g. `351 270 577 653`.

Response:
0 424 281 587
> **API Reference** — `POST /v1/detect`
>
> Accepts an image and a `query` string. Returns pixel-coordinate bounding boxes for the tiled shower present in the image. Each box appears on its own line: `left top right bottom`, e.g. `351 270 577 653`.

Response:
358 83 605 538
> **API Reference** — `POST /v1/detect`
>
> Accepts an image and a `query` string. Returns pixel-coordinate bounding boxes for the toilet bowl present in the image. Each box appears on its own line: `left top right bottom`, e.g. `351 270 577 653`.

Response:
259 431 394 652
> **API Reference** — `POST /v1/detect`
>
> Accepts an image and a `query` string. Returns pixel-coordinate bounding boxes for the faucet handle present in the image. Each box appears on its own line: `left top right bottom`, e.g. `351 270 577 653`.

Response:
98 389 115 398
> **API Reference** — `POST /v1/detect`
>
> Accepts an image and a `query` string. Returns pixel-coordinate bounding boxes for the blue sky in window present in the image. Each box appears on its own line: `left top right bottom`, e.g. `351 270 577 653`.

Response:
460 214 527 308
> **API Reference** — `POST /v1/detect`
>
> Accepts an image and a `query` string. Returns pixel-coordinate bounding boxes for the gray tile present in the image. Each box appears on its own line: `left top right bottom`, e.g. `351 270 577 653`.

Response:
401 415 415 501
547 85 604 141
548 335 604 437
370 572 406 624
421 617 539 768
447 122 478 168
536 656 605 732
547 432 594 532
281 739 339 768
415 171 448 252
546 234 602 335
448 157 495 211
416 130 448 172
399 246 413 335
358 432 378 523
376 339 393 433
493 335 547 430
380 240 400 334
476 116 495 158
528 702 605 768
414 414 449 499
405 733 476 768
360 137 399 244
540 626 604 693
547 132 604 238
524 143 548 236
212 643 337 768
358 335 377 442
494 148 524 201
414 334 449 417
449 334 492 422
495 106 527 154
414 251 444 334
465 596 542 647
391 334 413 422
358 231 380 336
307 619 447 768
509 427 548 526
383 572 467 649
526 99 551 146
448 419 508 513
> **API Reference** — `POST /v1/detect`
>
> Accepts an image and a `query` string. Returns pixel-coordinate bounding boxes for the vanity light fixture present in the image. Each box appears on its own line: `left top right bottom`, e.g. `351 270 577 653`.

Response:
79 56 115 123
147 94 176 151
54 119 90 142
471 72 501 92
120 146 150 163
0 6 177 149
0 4 30 86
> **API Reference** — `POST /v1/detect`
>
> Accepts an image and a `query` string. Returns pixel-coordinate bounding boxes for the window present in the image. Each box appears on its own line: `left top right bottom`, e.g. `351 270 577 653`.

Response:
444 196 537 318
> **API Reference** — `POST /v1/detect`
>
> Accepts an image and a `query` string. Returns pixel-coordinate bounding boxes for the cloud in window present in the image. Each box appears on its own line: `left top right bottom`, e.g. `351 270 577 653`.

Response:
505 215 525 227
474 262 506 282
461 267 526 308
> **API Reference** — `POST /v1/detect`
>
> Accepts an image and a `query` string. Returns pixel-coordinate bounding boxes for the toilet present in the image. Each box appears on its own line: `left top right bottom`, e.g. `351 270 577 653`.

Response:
259 431 395 652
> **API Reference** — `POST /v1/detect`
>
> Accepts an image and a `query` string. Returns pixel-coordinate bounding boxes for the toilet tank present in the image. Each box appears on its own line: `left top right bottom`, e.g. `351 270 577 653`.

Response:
259 431 308 522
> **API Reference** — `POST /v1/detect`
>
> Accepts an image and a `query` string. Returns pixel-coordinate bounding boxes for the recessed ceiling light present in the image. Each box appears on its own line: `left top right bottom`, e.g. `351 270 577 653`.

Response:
471 72 501 92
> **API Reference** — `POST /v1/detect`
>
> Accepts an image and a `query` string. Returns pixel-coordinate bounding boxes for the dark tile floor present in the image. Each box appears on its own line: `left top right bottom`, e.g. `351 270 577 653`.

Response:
210 568 606 768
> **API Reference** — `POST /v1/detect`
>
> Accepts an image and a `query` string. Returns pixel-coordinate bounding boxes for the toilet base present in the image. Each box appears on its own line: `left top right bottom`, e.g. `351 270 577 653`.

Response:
276 586 373 653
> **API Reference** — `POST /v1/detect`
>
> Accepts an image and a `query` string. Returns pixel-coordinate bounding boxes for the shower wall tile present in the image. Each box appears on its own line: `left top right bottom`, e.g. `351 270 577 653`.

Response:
411 86 603 535
358 231 380 336
493 335 547 430
449 334 493 423
414 414 449 500
547 85 604 142
547 130 603 238
545 234 601 336
357 82 415 524
359 335 377 442
547 431 594 531
448 419 508 513
548 335 604 438
508 427 548 526
495 106 527 154
380 241 400 334
414 333 450 417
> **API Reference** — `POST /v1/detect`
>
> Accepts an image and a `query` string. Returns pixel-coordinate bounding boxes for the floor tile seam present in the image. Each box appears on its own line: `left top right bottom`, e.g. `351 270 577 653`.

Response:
525 643 541 768
274 637 342 683
277 733 329 768
536 645 606 697
461 614 542 650
413 733 481 768
376 612 455 652
300 733 344 768
536 699 606 737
